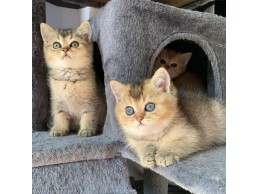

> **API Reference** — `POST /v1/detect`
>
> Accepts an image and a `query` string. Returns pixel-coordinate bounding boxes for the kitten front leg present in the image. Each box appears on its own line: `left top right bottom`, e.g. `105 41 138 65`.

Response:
50 112 69 136
140 144 157 169
155 137 200 167
78 112 98 137
127 138 157 168
155 151 179 167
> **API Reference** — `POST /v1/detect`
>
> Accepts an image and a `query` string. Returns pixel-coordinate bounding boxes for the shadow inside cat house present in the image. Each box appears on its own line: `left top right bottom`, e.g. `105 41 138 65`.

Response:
153 39 210 92
93 42 105 87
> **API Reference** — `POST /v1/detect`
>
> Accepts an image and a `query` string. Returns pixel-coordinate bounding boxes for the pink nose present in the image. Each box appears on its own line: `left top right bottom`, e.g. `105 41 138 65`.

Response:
62 48 69 52
136 116 144 122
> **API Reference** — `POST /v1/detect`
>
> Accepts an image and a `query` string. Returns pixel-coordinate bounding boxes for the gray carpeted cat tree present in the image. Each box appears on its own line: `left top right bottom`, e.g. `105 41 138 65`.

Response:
32 0 225 193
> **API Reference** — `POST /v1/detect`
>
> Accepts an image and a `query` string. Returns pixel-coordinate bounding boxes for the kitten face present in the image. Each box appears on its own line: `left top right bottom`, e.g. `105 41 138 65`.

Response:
110 68 178 139
40 22 93 69
154 48 192 79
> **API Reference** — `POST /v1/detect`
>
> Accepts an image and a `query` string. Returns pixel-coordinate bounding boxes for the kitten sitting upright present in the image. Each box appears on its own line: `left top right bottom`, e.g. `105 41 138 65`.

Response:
40 21 106 136
110 68 225 168
153 48 205 91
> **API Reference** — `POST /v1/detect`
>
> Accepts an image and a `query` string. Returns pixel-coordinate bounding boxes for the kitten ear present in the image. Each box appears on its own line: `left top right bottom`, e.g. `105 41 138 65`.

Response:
110 80 125 103
180 52 192 66
76 21 92 41
40 23 56 42
151 67 171 93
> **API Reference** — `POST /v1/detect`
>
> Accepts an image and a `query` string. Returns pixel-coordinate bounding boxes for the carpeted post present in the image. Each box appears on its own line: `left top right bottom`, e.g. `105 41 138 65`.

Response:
32 0 50 131
144 168 168 194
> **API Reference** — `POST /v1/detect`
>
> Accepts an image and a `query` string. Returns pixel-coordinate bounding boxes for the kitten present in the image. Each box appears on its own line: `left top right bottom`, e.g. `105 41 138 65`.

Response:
40 21 106 137
110 67 225 168
153 48 205 91
153 48 192 79
173 71 206 91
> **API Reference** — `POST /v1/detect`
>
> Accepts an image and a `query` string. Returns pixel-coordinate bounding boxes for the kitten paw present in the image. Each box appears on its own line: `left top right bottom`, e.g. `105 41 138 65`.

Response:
141 145 156 169
49 128 69 136
155 152 179 167
78 129 97 137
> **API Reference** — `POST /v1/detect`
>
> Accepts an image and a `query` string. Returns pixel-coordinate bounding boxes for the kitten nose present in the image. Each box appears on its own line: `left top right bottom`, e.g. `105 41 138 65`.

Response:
62 48 69 52
136 116 144 122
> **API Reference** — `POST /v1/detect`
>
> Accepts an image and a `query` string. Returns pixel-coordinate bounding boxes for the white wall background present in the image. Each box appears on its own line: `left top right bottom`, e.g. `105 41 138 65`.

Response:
46 2 100 29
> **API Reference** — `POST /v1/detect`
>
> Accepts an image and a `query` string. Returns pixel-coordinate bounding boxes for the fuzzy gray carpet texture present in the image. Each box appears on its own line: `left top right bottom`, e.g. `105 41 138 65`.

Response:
33 153 136 194
32 132 122 168
121 145 226 194
32 132 136 194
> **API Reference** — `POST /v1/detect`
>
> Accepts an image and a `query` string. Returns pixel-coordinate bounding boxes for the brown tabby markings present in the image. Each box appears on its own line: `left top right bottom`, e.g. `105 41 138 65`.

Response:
129 81 144 100
58 29 74 38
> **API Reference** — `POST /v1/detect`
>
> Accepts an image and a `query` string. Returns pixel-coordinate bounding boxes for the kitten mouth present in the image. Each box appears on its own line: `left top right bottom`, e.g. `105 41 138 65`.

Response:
62 54 71 59
138 123 145 127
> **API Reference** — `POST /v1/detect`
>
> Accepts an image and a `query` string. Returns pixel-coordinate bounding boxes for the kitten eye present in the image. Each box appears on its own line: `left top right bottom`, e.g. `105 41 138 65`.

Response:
145 103 155 112
160 59 166 65
125 106 134 116
70 41 79 48
53 42 61 49
171 63 177 67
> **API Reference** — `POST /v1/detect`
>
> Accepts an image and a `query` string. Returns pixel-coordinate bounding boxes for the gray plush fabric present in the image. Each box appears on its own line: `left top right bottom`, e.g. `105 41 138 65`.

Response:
32 132 122 167
32 132 136 193
90 0 226 141
32 0 50 131
33 157 136 194
144 169 169 194
121 145 226 194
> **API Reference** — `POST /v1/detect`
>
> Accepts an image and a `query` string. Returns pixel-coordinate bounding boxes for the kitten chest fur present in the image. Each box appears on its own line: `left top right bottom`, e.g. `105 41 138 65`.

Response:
49 68 99 124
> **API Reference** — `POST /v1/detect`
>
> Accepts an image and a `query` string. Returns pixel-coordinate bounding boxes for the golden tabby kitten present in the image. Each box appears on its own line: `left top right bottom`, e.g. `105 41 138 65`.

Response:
110 68 225 168
173 71 206 91
153 48 192 79
153 48 205 91
40 21 106 136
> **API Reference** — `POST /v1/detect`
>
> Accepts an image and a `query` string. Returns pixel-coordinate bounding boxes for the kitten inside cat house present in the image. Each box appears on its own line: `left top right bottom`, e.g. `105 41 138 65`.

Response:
155 39 209 91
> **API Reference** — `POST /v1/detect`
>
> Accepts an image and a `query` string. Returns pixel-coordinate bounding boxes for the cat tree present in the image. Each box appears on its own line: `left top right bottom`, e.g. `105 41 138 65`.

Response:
32 0 225 193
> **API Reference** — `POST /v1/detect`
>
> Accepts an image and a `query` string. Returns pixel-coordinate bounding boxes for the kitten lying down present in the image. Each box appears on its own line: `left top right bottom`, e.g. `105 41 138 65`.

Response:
110 68 225 168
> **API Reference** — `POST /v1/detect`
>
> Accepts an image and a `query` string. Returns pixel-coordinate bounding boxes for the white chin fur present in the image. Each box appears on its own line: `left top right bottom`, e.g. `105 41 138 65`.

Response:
124 122 169 139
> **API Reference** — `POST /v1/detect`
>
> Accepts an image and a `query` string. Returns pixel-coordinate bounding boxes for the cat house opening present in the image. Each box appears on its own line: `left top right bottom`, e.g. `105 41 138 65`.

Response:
152 39 213 93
